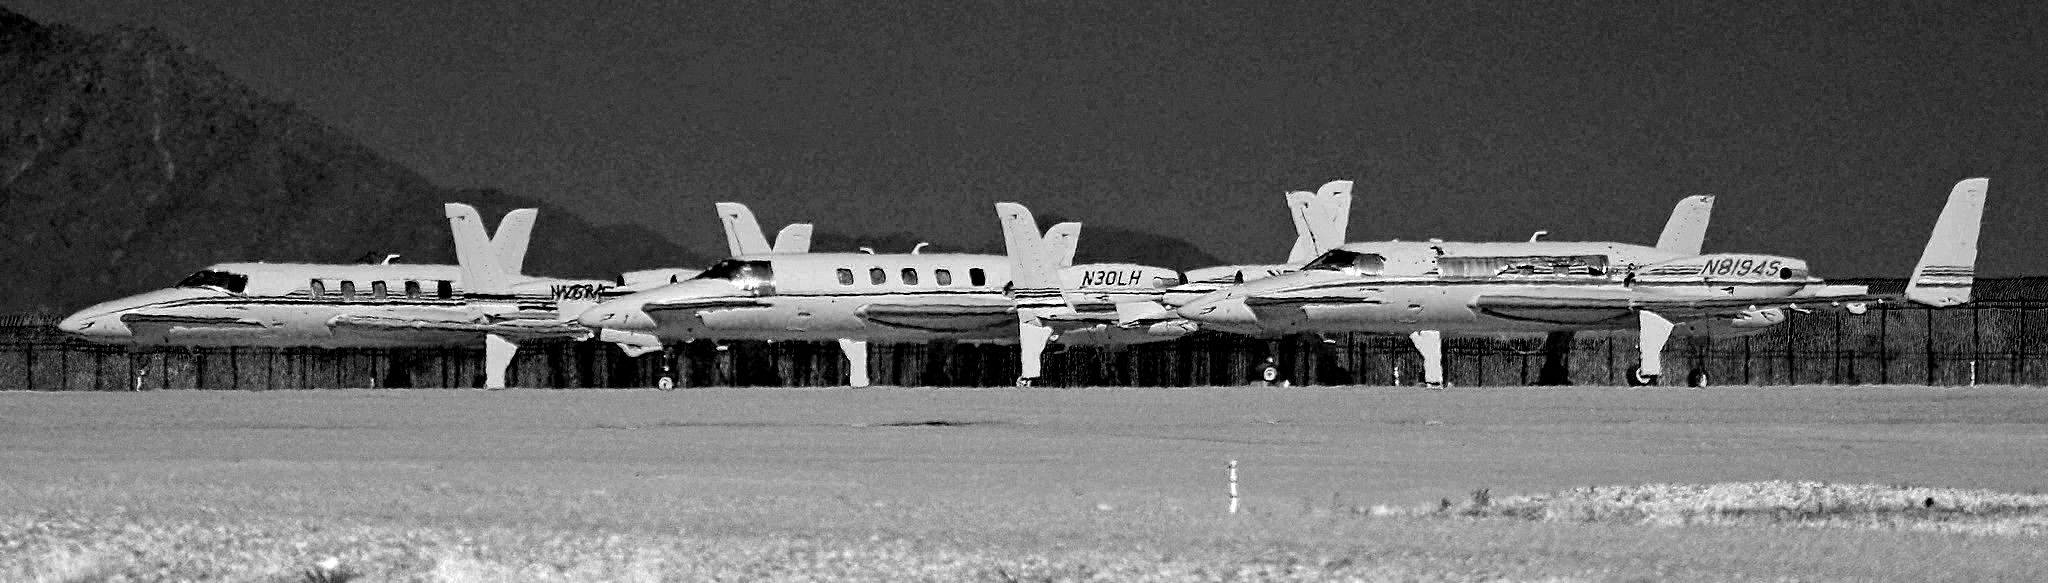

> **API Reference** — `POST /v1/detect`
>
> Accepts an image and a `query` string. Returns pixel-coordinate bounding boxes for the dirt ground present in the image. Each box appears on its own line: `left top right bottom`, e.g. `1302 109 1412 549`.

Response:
4 385 2046 581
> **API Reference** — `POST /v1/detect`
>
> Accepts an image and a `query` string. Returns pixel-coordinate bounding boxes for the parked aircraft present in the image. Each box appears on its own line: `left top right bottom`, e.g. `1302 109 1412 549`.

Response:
992 191 1352 383
1163 180 1355 307
59 204 652 389
1044 180 1357 339
580 182 1354 387
1176 178 1988 388
574 240 1057 387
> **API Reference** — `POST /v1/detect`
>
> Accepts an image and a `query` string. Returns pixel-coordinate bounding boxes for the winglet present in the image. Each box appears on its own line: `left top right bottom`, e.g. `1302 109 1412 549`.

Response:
996 202 1074 385
489 209 537 276
1286 180 1354 264
1044 222 1081 267
445 203 517 293
773 223 813 254
1905 178 1988 307
1655 195 1715 255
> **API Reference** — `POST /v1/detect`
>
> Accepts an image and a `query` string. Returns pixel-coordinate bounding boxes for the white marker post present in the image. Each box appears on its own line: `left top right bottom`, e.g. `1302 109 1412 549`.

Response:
1228 460 1240 514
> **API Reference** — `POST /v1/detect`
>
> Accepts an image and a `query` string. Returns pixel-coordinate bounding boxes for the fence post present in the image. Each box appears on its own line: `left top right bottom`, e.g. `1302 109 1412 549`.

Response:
1832 312 1843 384
1742 336 1751 385
1879 307 1889 384
1785 317 1796 386
2019 307 2030 382
1605 334 1614 386
1971 305 1982 384
1925 309 1935 386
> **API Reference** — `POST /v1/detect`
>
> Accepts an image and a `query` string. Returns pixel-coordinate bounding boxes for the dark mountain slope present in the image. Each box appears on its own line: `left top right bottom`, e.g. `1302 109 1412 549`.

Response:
0 8 705 314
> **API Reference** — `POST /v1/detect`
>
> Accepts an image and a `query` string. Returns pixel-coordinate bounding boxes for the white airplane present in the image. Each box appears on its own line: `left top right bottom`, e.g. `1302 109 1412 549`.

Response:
575 242 1051 387
60 204 665 388
1177 178 1988 388
1034 180 1358 340
1163 180 1355 306
991 192 1354 382
581 182 1353 387
594 203 814 361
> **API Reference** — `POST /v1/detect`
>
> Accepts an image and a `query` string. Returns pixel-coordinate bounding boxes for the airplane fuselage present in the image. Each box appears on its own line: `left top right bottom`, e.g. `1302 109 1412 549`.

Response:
581 253 1195 346
61 262 618 348
1180 242 1836 338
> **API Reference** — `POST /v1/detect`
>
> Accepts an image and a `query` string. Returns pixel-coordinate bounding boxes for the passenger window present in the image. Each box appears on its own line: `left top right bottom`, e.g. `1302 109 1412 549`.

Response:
340 281 357 302
970 268 987 287
371 281 388 300
404 280 421 298
901 268 919 285
837 268 854 286
309 279 326 299
869 267 886 285
935 269 952 286
437 280 453 299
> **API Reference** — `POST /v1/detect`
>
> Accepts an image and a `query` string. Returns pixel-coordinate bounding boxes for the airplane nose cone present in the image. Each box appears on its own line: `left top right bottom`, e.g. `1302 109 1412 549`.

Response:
57 312 93 334
577 302 655 330
58 310 127 339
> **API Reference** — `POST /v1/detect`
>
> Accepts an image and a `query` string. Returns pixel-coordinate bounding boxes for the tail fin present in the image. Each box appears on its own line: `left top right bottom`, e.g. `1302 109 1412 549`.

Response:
1286 180 1353 263
1906 178 1988 307
995 202 1076 385
1654 195 1715 255
717 202 814 255
445 203 520 293
716 202 773 256
773 224 813 253
1283 190 1316 263
488 208 537 276
998 203 1072 295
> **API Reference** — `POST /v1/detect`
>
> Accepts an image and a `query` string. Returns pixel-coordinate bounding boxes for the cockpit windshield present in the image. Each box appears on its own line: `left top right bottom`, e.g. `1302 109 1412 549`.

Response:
1301 250 1386 275
175 270 250 293
690 259 775 285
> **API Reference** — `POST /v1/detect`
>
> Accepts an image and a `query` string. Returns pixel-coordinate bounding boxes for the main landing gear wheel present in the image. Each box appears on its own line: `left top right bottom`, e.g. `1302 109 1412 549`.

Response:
1256 363 1281 386
1625 364 1659 387
656 376 675 391
1686 368 1709 389
1016 376 1037 387
1424 381 1445 391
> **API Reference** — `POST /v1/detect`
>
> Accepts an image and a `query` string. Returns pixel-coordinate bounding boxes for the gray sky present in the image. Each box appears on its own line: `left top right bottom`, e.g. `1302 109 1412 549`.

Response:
14 0 2047 276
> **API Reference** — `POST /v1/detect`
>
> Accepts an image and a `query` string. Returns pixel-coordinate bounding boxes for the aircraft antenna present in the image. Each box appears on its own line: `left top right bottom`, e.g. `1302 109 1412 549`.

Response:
912 242 929 254
1529 231 1549 242
858 247 875 255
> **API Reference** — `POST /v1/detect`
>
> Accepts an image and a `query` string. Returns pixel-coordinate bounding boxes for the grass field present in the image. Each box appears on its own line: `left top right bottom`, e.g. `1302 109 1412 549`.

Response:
4 385 2048 581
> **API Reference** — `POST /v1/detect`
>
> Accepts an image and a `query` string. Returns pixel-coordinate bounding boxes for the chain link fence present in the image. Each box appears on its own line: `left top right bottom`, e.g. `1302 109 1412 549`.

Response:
5 301 2046 390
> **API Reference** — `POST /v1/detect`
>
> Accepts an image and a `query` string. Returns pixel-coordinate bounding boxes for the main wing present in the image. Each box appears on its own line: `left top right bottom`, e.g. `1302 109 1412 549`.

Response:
1473 287 1886 326
328 314 593 342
